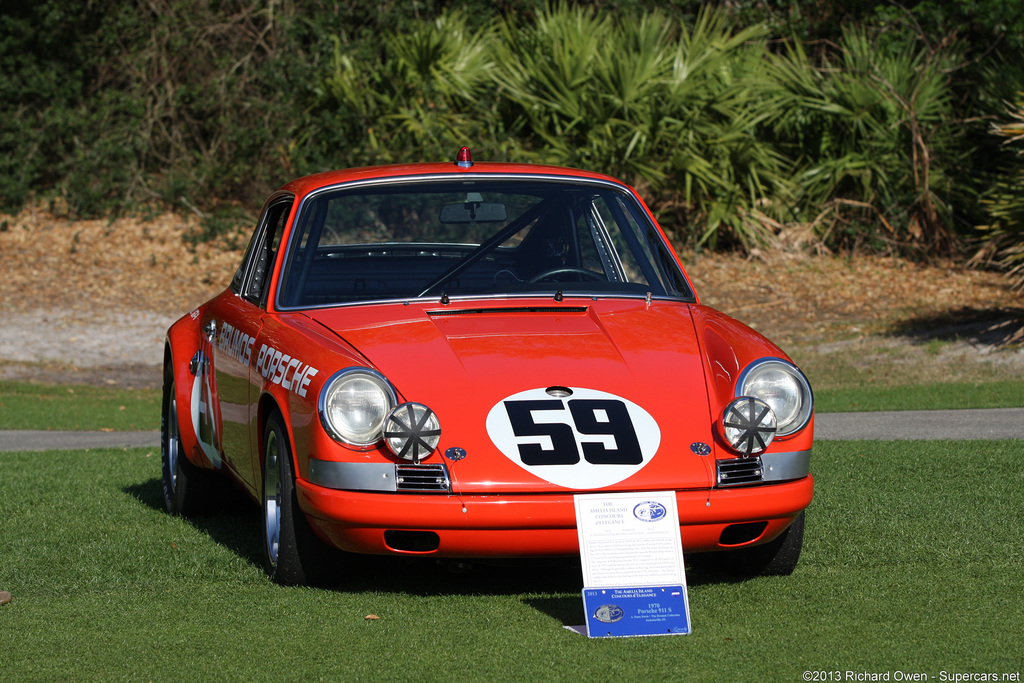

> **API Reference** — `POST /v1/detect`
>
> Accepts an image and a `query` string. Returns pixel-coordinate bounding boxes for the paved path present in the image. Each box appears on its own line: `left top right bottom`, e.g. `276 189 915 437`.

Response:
2 408 1022 452
815 407 1024 441
0 430 160 452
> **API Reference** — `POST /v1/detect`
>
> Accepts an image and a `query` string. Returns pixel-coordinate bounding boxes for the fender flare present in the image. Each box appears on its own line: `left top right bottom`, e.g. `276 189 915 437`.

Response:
254 386 297 488
165 312 218 470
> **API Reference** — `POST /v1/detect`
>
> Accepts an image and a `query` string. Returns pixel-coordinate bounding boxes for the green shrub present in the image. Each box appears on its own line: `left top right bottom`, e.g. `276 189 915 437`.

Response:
972 95 1024 289
314 11 506 167
764 26 966 254
2 0 1023 258
491 5 792 249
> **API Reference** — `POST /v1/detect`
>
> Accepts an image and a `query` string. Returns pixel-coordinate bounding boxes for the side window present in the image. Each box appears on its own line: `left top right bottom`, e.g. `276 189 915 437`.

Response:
230 234 259 295
236 199 292 305
575 206 613 277
598 197 650 283
605 194 692 297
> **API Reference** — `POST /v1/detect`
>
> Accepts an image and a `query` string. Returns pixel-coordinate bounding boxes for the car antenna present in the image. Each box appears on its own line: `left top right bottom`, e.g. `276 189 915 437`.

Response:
554 290 563 302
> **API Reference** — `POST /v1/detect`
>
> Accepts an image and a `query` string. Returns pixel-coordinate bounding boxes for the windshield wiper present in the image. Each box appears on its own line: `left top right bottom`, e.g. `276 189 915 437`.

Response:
415 199 552 298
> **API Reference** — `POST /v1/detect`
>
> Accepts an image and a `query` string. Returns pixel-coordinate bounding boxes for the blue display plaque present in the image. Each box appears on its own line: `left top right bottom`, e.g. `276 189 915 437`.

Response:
583 585 690 638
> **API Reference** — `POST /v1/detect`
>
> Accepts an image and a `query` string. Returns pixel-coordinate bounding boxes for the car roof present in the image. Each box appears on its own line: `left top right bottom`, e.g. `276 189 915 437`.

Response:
277 161 631 198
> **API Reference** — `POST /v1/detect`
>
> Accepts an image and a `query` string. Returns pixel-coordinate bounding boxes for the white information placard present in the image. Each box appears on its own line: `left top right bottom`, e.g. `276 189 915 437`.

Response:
574 491 686 588
573 491 691 637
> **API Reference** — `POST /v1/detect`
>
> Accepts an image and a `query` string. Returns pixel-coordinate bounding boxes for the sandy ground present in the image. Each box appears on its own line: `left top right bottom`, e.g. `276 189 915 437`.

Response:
0 309 175 388
1 207 236 388
0 309 174 367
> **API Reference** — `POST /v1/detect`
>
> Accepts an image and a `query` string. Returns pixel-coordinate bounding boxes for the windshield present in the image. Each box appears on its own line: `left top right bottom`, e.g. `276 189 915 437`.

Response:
276 178 692 308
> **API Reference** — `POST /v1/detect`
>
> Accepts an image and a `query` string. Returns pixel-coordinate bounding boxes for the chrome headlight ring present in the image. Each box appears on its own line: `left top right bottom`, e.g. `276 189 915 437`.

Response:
734 357 813 437
318 367 398 448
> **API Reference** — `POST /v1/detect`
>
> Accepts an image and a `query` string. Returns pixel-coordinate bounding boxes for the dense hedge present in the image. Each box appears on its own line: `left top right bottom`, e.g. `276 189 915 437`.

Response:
2 0 1023 263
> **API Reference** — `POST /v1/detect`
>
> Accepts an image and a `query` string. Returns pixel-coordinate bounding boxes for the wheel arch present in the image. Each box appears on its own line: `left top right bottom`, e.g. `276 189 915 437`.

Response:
163 321 206 469
256 388 297 484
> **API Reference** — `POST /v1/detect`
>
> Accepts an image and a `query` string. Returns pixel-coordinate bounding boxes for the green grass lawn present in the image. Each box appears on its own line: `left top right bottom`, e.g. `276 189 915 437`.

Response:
1 441 1021 680
0 381 160 431
813 379 1024 413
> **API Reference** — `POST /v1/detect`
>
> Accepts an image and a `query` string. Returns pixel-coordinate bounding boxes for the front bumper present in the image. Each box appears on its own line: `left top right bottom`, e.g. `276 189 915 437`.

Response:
295 475 814 558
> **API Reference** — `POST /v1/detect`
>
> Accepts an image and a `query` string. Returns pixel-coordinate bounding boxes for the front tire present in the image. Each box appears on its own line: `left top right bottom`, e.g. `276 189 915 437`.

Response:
161 364 213 516
261 412 341 586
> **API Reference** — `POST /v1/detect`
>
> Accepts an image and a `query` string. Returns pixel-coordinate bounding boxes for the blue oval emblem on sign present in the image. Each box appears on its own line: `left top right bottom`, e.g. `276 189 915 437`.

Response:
633 501 667 522
593 604 624 623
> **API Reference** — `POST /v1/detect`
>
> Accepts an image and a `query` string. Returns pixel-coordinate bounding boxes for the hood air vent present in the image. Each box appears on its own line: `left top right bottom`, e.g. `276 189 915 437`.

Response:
427 306 587 316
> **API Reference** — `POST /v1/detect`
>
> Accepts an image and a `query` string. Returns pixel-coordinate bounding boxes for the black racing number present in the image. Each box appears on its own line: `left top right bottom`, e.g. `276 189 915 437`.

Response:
504 398 642 466
503 400 580 466
569 399 643 465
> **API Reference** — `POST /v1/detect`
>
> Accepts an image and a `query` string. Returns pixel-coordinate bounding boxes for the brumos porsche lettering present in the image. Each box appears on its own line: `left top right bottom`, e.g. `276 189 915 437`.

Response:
216 322 254 365
486 387 661 490
254 343 318 397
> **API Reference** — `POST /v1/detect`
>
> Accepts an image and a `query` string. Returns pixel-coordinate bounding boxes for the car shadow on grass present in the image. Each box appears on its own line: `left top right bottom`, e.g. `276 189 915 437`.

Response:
124 476 748 610
889 306 1024 347
124 476 265 567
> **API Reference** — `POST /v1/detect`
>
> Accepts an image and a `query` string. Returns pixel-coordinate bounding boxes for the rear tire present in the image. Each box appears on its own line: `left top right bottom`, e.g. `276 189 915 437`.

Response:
161 364 214 516
261 412 341 586
715 511 805 578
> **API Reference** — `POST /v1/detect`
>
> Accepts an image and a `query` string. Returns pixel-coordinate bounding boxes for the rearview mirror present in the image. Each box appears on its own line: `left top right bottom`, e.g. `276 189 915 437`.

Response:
439 202 508 223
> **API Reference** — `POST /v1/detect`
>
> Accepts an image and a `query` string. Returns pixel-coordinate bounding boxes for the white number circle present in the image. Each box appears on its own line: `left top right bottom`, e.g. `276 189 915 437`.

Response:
485 387 661 489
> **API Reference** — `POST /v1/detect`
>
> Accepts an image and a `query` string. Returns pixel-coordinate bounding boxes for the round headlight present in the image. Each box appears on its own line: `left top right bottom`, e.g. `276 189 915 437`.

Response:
384 403 441 463
318 368 397 447
736 358 813 436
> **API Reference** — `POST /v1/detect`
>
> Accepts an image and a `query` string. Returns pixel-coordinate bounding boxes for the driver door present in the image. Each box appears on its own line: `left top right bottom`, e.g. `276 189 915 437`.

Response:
200 197 290 496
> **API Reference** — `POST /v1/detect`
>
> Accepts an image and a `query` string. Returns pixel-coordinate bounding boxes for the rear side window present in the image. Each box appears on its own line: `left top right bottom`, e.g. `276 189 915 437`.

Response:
232 198 292 304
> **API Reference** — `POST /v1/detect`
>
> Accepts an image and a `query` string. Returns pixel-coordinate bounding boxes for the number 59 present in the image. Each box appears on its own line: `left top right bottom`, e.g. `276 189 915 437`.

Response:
503 398 643 466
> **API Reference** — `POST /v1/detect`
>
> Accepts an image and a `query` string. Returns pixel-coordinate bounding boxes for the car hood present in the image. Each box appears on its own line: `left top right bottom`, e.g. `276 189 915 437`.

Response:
304 299 716 493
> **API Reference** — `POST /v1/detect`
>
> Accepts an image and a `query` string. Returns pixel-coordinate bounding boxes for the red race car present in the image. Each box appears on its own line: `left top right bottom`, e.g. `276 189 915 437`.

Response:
162 149 814 586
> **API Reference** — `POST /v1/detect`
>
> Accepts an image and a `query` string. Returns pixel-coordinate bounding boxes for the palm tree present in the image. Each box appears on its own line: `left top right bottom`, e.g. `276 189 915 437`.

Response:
973 95 1024 289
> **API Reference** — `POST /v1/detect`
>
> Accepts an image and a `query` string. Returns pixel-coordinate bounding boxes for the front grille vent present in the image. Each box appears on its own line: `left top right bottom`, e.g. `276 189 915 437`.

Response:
395 463 451 492
717 457 764 487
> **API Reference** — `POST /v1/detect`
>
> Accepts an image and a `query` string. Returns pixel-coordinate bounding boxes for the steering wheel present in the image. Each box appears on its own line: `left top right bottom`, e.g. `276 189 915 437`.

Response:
527 267 605 283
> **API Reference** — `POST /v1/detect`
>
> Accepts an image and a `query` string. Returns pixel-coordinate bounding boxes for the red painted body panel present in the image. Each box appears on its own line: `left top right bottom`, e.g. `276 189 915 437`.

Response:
165 313 206 466
296 476 814 556
300 298 715 492
275 162 630 203
688 304 815 454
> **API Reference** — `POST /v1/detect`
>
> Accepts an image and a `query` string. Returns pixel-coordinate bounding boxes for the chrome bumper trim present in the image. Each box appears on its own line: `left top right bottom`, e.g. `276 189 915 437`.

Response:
308 460 397 492
761 449 811 482
307 459 452 493
716 449 811 487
